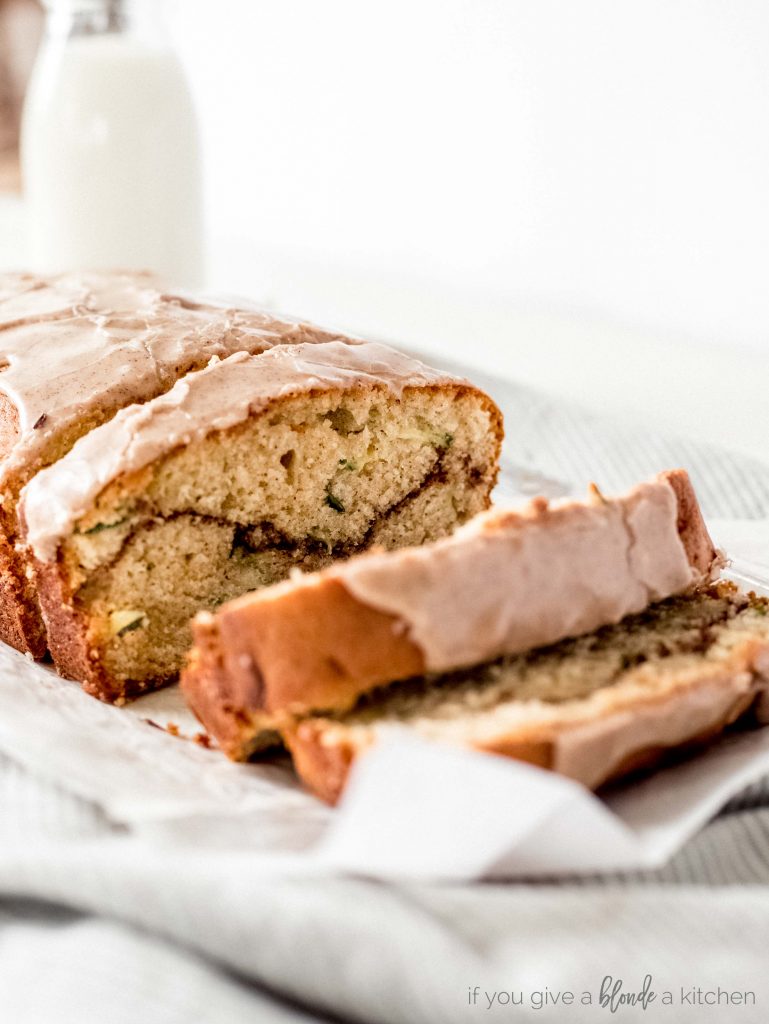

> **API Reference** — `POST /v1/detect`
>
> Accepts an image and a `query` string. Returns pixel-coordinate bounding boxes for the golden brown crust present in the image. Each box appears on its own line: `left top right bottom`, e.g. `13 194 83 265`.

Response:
0 529 47 656
32 556 114 699
0 533 29 652
283 719 362 806
0 393 47 653
181 616 274 759
181 579 428 758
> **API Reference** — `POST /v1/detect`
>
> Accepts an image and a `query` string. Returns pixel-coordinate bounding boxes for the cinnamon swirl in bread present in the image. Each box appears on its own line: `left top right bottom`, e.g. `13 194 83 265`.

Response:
20 338 501 700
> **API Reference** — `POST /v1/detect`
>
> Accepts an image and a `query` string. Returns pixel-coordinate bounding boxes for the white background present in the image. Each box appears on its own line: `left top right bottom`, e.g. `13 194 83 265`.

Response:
172 0 769 341
167 0 769 459
4 0 769 459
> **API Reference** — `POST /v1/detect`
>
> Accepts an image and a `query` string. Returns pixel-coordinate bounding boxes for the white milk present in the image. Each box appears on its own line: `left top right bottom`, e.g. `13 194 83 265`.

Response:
22 33 204 286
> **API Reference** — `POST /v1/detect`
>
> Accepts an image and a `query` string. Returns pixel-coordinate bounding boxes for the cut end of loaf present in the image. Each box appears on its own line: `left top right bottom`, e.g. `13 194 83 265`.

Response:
41 380 500 700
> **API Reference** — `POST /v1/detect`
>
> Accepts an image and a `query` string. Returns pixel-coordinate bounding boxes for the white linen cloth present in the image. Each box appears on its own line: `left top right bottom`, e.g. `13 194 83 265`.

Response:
2 363 769 1023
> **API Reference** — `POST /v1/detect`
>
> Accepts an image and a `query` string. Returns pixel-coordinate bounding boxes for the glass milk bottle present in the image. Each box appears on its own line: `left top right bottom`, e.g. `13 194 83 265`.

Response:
21 0 204 286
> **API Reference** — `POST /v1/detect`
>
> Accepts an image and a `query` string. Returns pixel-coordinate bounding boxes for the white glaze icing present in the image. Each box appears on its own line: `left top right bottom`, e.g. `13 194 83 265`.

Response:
0 271 350 491
333 478 704 672
21 340 462 561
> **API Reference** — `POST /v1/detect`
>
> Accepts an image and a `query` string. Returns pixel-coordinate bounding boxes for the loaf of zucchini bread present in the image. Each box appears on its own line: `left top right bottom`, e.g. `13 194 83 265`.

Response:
285 582 769 804
0 270 351 656
19 339 502 701
180 469 721 759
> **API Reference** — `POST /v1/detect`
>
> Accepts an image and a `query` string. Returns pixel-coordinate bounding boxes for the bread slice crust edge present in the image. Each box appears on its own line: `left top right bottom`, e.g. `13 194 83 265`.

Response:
180 468 717 758
284 631 769 805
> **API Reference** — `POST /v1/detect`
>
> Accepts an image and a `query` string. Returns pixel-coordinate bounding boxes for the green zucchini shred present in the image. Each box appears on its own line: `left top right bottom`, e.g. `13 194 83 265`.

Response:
81 516 128 535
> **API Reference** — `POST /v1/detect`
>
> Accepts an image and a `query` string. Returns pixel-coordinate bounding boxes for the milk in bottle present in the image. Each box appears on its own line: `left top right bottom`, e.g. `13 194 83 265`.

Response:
21 0 204 286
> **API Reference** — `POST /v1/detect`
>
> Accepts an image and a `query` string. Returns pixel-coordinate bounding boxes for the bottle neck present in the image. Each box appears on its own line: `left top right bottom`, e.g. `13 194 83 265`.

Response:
42 0 168 45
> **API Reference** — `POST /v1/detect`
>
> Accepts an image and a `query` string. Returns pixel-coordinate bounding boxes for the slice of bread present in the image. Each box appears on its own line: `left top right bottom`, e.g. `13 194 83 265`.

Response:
0 271 351 656
181 469 719 759
20 340 501 701
285 583 769 804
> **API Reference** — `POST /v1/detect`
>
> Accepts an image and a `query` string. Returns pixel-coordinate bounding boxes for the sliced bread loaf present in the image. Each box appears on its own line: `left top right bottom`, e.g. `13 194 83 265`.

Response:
20 340 501 701
181 469 719 759
0 271 349 655
285 583 769 803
